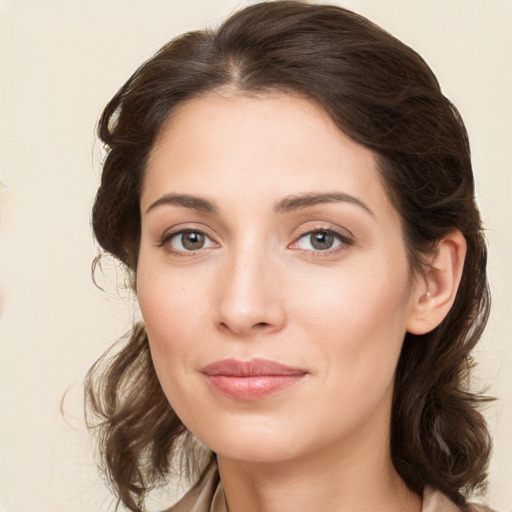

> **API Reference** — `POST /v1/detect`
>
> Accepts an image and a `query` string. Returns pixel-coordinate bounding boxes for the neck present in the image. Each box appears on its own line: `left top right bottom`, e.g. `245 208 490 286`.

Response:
217 430 421 512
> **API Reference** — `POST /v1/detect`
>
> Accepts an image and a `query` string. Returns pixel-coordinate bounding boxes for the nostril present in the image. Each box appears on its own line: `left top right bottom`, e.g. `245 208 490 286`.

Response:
217 320 271 334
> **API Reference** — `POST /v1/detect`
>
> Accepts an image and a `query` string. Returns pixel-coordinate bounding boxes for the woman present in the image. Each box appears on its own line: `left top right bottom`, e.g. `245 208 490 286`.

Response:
86 2 493 511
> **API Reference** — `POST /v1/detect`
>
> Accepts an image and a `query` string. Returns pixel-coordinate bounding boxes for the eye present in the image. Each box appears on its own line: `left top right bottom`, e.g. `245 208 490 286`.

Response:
165 229 217 252
293 229 350 252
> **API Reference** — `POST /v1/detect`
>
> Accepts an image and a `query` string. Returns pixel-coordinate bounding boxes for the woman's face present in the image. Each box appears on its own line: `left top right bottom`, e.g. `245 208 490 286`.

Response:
137 92 422 464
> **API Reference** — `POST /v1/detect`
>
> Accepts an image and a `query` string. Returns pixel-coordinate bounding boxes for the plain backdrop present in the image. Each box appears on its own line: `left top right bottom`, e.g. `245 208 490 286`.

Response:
0 0 511 511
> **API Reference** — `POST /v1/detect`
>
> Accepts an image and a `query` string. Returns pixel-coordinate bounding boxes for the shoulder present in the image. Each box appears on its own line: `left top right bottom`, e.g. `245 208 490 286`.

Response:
164 475 496 512
468 505 495 512
162 462 220 512
422 487 495 512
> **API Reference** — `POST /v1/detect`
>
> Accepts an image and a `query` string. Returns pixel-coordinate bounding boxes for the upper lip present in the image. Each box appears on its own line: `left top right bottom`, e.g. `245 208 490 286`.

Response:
201 358 307 376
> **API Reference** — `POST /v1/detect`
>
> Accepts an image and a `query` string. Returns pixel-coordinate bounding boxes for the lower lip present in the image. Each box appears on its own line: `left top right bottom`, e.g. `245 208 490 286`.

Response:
205 374 305 400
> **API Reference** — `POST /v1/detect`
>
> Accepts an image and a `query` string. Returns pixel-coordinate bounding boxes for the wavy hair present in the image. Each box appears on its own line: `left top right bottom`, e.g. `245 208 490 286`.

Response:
86 2 492 510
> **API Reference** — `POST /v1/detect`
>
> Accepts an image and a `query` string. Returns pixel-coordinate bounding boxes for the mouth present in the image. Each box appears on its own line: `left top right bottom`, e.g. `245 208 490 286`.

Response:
201 358 308 401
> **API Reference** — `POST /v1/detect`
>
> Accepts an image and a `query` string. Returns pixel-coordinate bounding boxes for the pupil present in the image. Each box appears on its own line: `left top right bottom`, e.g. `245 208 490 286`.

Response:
311 231 333 250
183 231 205 250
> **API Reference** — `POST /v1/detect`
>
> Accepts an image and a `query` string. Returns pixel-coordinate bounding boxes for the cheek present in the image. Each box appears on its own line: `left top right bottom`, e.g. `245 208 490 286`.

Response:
137 284 193 422
135 258 215 387
293 257 412 334
137 248 203 335
295 258 413 392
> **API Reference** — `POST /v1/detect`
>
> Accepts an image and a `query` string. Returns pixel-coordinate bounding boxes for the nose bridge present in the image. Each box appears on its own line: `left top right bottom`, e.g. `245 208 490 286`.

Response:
215 235 284 336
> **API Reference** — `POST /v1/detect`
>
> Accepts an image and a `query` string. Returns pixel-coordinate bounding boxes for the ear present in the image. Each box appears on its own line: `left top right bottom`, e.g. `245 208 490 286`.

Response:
406 230 467 335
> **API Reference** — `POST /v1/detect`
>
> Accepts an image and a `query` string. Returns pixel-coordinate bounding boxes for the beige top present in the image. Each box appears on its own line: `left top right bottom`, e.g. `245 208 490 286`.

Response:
164 463 493 512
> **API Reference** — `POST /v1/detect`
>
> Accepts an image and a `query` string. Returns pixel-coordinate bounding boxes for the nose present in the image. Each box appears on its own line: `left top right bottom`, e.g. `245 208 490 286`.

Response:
215 247 286 337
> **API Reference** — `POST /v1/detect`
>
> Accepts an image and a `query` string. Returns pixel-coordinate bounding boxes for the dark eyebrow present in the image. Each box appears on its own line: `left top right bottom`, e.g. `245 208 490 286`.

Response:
145 193 219 214
274 192 374 216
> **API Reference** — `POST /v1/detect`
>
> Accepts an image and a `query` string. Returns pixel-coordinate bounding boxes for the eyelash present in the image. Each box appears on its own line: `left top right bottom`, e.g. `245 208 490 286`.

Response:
290 227 354 256
158 226 354 256
159 228 218 256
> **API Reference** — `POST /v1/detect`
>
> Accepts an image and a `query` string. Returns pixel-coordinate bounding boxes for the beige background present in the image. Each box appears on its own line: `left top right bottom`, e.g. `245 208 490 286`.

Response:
0 0 510 510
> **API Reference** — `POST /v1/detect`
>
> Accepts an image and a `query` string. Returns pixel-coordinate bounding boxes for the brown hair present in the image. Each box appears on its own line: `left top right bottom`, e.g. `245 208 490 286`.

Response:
86 2 492 511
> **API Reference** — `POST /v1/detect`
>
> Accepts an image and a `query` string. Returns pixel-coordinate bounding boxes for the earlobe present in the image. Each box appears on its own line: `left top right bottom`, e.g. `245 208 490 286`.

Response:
406 230 467 335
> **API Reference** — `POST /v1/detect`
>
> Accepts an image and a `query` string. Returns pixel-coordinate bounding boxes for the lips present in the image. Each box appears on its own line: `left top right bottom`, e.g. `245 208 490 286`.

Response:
201 358 307 400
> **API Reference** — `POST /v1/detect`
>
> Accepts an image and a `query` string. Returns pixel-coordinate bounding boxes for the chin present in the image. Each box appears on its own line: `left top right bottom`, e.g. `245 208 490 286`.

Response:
214 440 302 464
191 415 305 464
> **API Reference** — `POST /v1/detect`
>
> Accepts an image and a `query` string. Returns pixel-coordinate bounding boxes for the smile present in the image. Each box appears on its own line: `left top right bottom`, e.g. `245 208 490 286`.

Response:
201 358 308 400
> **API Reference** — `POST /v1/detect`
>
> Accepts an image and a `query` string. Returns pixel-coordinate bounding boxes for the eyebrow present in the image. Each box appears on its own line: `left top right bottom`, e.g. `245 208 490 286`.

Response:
145 193 219 214
145 191 374 217
274 192 374 216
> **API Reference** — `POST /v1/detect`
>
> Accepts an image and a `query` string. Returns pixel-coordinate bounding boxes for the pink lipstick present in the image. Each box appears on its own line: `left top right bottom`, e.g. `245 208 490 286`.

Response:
201 358 307 400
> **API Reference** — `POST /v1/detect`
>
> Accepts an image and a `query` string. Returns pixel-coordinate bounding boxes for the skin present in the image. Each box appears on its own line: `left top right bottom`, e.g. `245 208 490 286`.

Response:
137 91 465 512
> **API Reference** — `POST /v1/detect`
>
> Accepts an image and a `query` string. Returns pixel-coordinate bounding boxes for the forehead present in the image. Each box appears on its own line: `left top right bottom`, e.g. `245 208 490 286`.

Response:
142 91 394 221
